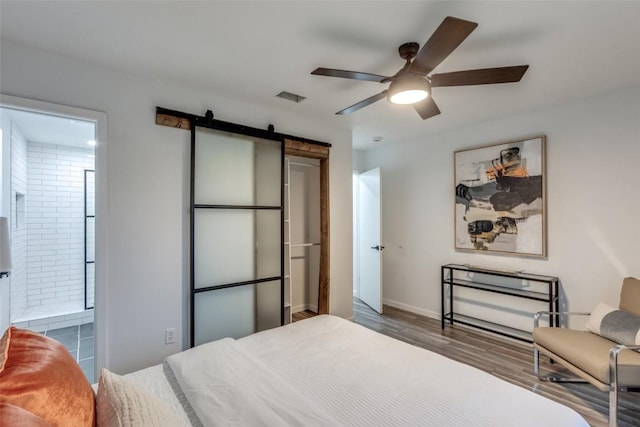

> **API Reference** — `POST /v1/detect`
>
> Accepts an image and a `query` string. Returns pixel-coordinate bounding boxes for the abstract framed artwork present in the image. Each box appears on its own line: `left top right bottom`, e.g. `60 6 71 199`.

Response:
454 136 546 257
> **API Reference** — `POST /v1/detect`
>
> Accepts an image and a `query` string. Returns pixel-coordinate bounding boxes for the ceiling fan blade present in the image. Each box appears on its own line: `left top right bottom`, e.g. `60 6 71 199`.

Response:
410 16 478 75
430 65 529 87
312 67 389 83
336 91 388 115
414 97 441 120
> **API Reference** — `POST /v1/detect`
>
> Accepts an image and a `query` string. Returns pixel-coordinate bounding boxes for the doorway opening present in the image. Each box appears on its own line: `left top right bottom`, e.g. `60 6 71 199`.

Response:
283 139 330 322
0 105 96 382
353 167 383 314
352 170 360 299
285 156 321 323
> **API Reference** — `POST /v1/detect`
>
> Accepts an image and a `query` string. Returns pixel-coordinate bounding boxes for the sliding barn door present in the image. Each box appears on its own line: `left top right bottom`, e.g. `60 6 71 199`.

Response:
190 125 283 347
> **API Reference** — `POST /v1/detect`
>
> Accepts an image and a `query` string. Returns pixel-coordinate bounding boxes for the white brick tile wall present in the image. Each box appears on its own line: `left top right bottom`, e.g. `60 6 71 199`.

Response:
9 127 96 326
10 122 28 322
23 141 94 318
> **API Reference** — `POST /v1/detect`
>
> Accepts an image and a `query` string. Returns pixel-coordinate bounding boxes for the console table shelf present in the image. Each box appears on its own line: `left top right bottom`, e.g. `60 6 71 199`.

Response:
441 264 559 342
447 313 533 342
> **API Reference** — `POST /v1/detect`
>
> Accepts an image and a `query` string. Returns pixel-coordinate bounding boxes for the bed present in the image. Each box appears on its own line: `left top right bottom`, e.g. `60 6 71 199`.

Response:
1 315 589 426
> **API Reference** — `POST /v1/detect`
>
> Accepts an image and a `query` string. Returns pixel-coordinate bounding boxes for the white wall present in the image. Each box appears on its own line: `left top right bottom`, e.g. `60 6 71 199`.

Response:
363 86 640 327
352 149 365 172
0 40 353 374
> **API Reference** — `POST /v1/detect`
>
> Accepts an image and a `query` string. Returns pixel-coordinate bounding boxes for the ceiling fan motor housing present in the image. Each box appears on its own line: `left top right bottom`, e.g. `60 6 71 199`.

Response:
398 42 420 60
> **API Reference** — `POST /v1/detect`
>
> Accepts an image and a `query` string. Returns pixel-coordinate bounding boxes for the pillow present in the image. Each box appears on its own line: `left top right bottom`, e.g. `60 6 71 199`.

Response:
0 326 95 426
97 368 180 427
585 302 640 345
0 401 53 426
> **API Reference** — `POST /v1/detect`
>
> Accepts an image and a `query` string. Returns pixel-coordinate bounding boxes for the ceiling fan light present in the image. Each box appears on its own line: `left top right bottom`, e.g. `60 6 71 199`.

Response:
388 74 431 105
389 89 428 104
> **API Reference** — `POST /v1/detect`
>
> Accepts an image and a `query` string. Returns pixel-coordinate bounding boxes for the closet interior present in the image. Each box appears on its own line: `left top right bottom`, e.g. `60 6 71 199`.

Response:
283 156 321 324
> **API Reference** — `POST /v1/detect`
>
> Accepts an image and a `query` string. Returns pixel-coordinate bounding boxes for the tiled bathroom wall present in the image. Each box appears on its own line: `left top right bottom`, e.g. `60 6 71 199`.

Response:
10 122 28 320
11 141 94 323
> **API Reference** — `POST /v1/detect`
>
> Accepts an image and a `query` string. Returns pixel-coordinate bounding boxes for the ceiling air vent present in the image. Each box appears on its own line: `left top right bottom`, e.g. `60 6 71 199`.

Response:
276 91 306 103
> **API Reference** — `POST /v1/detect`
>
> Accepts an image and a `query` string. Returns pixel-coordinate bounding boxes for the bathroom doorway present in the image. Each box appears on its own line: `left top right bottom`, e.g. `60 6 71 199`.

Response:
0 99 103 382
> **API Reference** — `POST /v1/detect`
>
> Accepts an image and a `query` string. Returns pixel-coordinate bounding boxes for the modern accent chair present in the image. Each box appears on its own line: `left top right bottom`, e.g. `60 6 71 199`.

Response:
532 277 640 427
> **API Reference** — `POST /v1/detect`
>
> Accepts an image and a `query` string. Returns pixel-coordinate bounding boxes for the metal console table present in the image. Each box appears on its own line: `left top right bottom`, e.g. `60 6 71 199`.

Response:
441 264 559 342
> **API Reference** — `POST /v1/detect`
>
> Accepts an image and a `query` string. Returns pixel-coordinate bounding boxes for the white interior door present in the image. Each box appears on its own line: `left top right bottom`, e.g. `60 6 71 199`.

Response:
358 167 382 313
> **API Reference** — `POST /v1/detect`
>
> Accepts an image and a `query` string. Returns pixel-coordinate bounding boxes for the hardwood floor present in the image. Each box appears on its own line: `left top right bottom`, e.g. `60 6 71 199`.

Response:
292 310 317 322
352 298 640 427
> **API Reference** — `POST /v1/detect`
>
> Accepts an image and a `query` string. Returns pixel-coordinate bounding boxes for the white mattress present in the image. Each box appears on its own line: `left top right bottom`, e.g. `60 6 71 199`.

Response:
237 315 588 426
124 315 588 427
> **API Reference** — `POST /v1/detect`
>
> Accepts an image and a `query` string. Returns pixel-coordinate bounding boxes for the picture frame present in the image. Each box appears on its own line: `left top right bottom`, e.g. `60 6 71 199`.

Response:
454 136 546 257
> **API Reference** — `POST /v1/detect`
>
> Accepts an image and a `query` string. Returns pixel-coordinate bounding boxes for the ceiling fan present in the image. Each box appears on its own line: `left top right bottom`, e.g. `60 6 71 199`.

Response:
311 16 529 120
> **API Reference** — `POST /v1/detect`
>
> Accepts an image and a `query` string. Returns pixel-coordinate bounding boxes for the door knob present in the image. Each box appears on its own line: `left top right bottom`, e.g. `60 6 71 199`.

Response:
370 245 385 251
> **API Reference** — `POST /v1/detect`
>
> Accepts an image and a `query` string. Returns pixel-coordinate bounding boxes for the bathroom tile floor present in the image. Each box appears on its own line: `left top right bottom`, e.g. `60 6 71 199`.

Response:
45 323 94 383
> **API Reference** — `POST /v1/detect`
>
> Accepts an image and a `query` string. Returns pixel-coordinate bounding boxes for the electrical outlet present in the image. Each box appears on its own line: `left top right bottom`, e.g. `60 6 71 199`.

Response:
165 328 176 345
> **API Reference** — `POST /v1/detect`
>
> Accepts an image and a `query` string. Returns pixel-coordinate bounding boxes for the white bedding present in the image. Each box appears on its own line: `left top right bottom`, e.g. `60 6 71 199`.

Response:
128 315 588 426
167 337 338 426
124 364 200 426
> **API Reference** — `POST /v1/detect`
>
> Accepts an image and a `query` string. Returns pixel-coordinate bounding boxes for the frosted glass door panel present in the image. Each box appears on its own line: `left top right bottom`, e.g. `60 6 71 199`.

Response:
194 128 281 206
194 209 281 288
194 128 254 205
194 285 255 345
255 280 282 332
254 139 282 206
194 209 254 288
191 123 283 348
255 209 282 279
194 280 281 346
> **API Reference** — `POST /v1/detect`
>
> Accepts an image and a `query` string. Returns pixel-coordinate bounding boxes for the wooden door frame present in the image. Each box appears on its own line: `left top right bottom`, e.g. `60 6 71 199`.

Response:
284 139 330 314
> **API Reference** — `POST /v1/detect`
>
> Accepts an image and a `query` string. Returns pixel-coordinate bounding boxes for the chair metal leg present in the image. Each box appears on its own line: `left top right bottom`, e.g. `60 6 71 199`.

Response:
609 386 618 427
609 347 621 427
606 343 640 427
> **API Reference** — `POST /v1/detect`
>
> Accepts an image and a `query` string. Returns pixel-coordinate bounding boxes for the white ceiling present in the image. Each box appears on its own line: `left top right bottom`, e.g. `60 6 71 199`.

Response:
1 1 639 150
1 108 96 149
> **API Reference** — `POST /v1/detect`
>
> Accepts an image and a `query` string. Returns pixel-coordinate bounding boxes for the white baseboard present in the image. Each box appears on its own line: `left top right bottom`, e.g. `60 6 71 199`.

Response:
12 308 94 333
382 298 440 320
